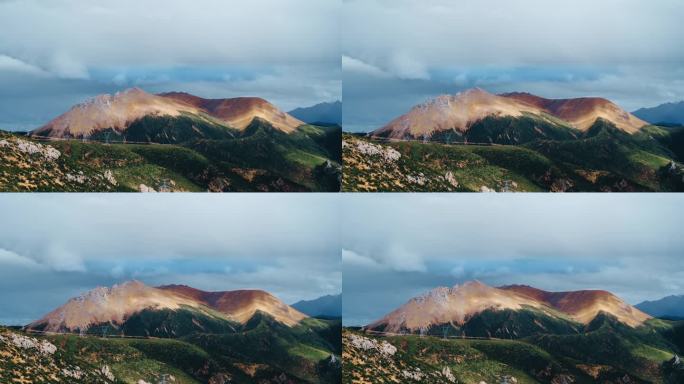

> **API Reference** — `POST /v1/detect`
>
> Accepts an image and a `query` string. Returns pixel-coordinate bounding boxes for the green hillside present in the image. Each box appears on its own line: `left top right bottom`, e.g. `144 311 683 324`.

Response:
2 312 341 384
344 315 684 384
344 119 684 192
0 117 341 192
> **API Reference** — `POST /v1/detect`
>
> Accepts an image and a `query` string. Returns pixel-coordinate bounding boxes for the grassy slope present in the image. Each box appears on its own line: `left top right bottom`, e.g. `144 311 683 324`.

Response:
343 119 684 192
1 117 341 191
345 321 680 384
186 314 341 383
48 333 204 384
5 313 340 384
343 329 585 384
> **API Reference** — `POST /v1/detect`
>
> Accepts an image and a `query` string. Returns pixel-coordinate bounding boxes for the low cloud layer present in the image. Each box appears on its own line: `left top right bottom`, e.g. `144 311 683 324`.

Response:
342 194 684 325
343 0 684 132
0 0 341 130
0 195 341 325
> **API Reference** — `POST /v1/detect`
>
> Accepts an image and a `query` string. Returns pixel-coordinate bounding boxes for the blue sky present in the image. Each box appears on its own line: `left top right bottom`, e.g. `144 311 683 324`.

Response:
342 0 684 132
0 194 341 325
342 194 684 326
0 0 341 131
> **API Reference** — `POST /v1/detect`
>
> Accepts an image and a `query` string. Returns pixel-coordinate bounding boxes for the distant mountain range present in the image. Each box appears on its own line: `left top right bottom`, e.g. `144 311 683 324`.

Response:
0 88 341 192
289 101 342 125
637 294 684 319
13 281 341 383
633 101 684 125
292 294 341 318
347 281 684 384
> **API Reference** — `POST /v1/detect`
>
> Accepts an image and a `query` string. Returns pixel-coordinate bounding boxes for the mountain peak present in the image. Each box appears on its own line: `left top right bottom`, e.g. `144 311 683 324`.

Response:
368 281 548 333
368 283 650 333
157 285 306 326
32 89 304 139
27 282 307 333
32 88 200 138
632 100 684 125
372 89 646 140
460 87 490 96
160 92 303 132
499 285 650 327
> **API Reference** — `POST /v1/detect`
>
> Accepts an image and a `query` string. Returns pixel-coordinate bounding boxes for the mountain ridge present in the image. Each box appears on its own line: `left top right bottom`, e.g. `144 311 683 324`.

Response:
26 280 307 333
31 87 304 139
633 100 684 125
372 88 647 141
291 293 342 318
366 281 651 334
288 100 342 125
636 294 684 318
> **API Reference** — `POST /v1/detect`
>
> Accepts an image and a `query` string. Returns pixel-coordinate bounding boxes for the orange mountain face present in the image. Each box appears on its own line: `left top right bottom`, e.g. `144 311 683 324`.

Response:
366 280 549 333
372 88 647 139
499 284 651 327
367 281 650 333
500 92 647 133
26 281 307 333
32 88 202 138
31 88 303 138
160 92 304 133
158 284 307 326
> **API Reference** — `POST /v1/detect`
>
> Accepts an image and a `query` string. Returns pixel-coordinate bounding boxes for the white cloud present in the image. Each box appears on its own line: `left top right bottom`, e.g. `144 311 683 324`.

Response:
0 0 340 69
0 194 340 305
342 249 381 269
42 243 86 272
342 55 388 78
48 52 89 79
342 194 684 302
380 244 426 272
343 0 683 68
342 246 426 273
0 55 48 76
387 52 429 80
0 249 42 269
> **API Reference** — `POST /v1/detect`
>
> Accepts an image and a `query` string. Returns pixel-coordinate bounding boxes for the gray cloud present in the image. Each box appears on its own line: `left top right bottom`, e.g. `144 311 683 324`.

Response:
343 0 682 69
1 0 339 68
342 194 684 325
0 0 341 130
342 0 684 131
0 194 341 325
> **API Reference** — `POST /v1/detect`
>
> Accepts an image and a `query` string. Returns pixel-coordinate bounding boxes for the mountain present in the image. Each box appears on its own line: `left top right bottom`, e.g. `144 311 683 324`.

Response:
26 280 306 334
366 281 650 335
633 101 684 125
1 88 341 192
288 101 342 125
17 281 341 383
371 88 647 142
637 294 684 318
292 294 342 318
0 327 115 383
158 284 307 326
500 284 651 327
350 282 681 384
502 91 647 132
161 91 304 132
343 118 684 192
31 88 304 140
